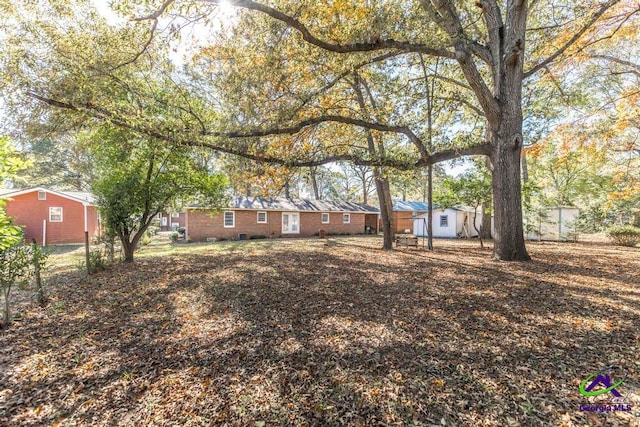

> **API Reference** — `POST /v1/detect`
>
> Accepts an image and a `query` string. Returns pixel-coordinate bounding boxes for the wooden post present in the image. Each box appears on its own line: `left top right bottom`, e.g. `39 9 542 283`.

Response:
85 231 90 275
84 204 90 274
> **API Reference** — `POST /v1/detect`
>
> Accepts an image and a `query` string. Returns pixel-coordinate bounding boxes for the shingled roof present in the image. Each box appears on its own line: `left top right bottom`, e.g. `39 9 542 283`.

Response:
230 196 379 213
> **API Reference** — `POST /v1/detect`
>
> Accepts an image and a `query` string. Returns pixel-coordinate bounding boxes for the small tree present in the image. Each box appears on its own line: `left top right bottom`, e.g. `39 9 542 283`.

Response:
91 127 229 262
30 239 49 306
1 136 29 250
524 205 552 242
0 242 32 328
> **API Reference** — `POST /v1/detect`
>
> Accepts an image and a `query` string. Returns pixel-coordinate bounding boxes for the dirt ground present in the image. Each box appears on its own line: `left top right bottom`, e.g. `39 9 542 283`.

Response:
1 237 639 426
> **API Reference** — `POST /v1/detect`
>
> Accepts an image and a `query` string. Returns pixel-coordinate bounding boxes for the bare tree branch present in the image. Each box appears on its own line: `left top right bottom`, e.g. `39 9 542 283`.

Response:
591 54 640 77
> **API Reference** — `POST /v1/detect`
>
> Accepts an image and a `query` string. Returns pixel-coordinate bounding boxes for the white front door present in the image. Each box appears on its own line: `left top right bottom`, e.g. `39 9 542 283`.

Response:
282 212 300 234
161 217 168 226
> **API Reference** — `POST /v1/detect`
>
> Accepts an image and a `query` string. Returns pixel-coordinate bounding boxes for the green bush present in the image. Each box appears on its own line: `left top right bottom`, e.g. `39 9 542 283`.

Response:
88 248 107 273
1 243 32 327
606 225 640 247
138 232 152 247
249 234 267 240
169 232 179 242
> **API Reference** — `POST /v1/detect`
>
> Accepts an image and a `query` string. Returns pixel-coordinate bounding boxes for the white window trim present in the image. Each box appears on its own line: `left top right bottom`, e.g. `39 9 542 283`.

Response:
257 211 268 224
321 212 330 224
171 212 181 218
282 212 300 234
49 207 63 222
223 211 235 228
440 215 448 227
38 191 46 200
343 213 350 224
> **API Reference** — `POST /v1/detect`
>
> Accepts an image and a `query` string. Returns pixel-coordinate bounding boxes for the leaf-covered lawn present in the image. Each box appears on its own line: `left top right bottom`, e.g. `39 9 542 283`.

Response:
1 237 639 426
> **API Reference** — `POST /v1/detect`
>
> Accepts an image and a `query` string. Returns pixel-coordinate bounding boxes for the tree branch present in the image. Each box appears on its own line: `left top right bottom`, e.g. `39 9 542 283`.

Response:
26 91 490 169
524 0 620 78
590 54 640 76
189 0 456 58
423 0 501 122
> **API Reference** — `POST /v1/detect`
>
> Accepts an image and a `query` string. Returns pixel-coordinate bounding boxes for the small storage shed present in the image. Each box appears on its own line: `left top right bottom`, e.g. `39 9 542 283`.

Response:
413 207 484 238
525 206 579 241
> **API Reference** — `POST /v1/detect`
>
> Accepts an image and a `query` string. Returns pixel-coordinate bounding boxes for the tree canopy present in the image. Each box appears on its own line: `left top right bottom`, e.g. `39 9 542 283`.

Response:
0 137 29 250
1 0 639 259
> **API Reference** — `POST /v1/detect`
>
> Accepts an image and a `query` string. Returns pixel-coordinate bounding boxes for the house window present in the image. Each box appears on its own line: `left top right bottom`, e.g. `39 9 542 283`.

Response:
321 213 330 224
38 191 46 200
49 207 63 222
257 211 267 223
171 212 180 218
223 211 235 228
440 215 448 227
343 213 350 224
282 212 300 234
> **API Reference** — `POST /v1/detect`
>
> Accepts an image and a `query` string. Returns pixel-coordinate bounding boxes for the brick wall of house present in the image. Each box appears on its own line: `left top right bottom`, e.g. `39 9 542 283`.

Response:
159 212 186 231
392 211 427 234
186 209 369 241
4 191 100 245
299 211 365 236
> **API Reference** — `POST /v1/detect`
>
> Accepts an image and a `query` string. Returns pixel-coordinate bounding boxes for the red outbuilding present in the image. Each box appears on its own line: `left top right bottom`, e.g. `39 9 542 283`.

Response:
0 187 100 245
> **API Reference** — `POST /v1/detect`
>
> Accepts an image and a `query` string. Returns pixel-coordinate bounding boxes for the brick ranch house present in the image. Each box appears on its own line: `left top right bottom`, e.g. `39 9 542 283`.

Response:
157 211 186 231
0 187 100 245
186 197 380 241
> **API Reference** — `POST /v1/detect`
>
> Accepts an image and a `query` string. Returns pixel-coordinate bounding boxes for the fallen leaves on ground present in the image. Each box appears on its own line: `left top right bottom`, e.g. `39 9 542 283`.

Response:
1 237 639 426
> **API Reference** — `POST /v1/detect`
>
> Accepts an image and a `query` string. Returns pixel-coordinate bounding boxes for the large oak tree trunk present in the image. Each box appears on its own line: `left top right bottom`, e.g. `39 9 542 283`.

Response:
489 119 530 261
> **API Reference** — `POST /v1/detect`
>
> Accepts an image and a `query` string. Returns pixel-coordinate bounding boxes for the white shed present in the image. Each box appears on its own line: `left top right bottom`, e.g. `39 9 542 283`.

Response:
413 207 485 238
525 206 579 241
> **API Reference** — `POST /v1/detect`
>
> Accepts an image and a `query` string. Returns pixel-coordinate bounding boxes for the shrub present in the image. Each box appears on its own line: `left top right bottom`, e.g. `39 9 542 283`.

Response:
249 234 267 240
88 248 107 274
606 225 640 247
138 232 152 247
1 243 32 327
169 232 180 242
147 225 159 236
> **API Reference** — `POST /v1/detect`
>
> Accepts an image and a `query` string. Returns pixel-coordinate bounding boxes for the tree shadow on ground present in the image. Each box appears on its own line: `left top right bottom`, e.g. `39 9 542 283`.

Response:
1 239 638 426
